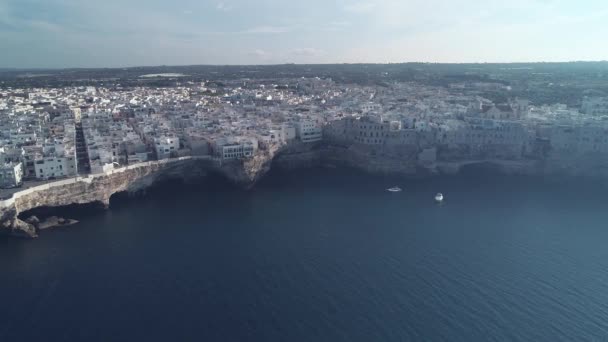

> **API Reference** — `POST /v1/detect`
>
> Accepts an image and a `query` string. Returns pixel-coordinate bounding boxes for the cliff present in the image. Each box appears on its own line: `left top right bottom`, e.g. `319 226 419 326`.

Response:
218 150 276 188
2 142 606 239
273 143 540 177
0 155 273 238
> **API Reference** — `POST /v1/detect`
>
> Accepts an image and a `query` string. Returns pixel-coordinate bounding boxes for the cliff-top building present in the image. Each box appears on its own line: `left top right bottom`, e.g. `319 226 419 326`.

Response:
0 162 23 189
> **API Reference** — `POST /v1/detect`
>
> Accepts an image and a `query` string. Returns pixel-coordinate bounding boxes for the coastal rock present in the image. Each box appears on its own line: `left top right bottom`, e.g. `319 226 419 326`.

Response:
38 216 79 230
218 153 273 188
2 143 608 239
25 215 40 229
0 157 212 238
0 155 279 238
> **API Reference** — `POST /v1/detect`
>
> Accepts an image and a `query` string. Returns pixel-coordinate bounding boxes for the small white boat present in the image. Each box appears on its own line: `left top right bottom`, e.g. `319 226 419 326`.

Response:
387 186 402 192
435 193 444 203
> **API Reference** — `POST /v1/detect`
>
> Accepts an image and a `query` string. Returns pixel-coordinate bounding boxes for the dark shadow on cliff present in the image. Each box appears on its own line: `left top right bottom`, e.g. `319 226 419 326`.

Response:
18 201 108 223
111 170 240 203
17 171 240 226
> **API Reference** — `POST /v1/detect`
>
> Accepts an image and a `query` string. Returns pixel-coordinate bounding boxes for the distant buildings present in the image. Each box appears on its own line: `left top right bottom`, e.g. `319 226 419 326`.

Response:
2 74 608 190
581 97 608 116
470 99 529 121
550 125 608 154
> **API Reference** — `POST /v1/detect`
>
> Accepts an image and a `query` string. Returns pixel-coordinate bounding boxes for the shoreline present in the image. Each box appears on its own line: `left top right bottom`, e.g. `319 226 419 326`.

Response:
1 143 607 239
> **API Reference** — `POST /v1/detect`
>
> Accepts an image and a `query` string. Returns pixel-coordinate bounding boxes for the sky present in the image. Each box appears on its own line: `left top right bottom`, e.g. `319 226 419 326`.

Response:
1 0 608 68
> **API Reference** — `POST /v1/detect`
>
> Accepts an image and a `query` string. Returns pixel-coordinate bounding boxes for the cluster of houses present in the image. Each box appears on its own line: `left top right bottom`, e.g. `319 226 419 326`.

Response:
1 78 608 188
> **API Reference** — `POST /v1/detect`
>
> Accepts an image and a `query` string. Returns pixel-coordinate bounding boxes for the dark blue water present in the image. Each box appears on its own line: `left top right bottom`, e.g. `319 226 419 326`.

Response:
2 168 608 341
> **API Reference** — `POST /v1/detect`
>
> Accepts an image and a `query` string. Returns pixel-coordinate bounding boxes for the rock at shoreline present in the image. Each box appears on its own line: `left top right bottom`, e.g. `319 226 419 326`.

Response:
38 216 79 230
25 215 40 229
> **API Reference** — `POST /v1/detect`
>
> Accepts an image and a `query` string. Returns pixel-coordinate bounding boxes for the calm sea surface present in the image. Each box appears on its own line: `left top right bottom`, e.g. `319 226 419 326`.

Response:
2 168 608 341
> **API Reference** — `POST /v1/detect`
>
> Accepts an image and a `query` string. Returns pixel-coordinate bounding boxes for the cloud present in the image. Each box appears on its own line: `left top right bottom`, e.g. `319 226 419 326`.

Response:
216 2 233 11
318 21 352 32
242 25 290 34
247 49 276 63
3 0 608 67
289 48 326 57
343 1 377 13
249 49 269 57
328 21 351 28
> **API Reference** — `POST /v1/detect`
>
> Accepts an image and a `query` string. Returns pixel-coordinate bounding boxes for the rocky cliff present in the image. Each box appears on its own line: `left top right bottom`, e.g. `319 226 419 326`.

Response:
2 142 606 239
0 155 274 238
273 143 540 177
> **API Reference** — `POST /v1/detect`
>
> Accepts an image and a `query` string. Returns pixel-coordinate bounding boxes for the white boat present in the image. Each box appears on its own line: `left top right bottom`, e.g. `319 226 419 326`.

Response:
387 187 402 192
435 193 444 202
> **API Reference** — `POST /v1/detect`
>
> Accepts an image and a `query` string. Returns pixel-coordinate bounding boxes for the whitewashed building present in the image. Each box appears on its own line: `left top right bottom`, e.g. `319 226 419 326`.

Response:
216 138 258 160
34 157 77 180
0 162 23 188
127 152 149 164
282 124 297 141
154 136 180 159
9 131 36 145
295 121 323 143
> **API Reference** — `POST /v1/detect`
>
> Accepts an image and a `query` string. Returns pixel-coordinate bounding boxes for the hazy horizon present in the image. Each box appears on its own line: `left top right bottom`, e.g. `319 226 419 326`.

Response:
3 60 608 71
2 0 608 68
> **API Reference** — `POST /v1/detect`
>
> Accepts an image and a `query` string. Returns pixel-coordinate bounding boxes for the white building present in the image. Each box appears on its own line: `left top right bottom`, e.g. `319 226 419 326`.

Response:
154 136 180 159
440 118 527 159
217 138 258 160
282 124 297 141
361 102 382 113
220 143 255 160
351 116 391 145
34 157 77 180
9 132 36 145
127 152 149 164
0 162 23 188
550 125 608 154
295 121 323 143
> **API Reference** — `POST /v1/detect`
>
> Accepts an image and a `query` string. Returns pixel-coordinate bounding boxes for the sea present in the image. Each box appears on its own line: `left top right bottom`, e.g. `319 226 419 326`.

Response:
2 167 608 342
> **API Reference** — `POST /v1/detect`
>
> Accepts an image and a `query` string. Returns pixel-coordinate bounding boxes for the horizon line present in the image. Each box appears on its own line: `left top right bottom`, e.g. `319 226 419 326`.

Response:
3 60 608 71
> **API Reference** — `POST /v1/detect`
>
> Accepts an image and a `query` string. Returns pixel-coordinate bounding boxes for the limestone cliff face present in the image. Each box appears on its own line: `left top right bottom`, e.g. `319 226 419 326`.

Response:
274 143 419 175
0 154 278 238
273 143 322 169
0 157 215 238
273 143 541 177
543 151 608 178
321 146 419 174
0 206 37 238
3 142 608 239
435 159 542 176
217 151 275 188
